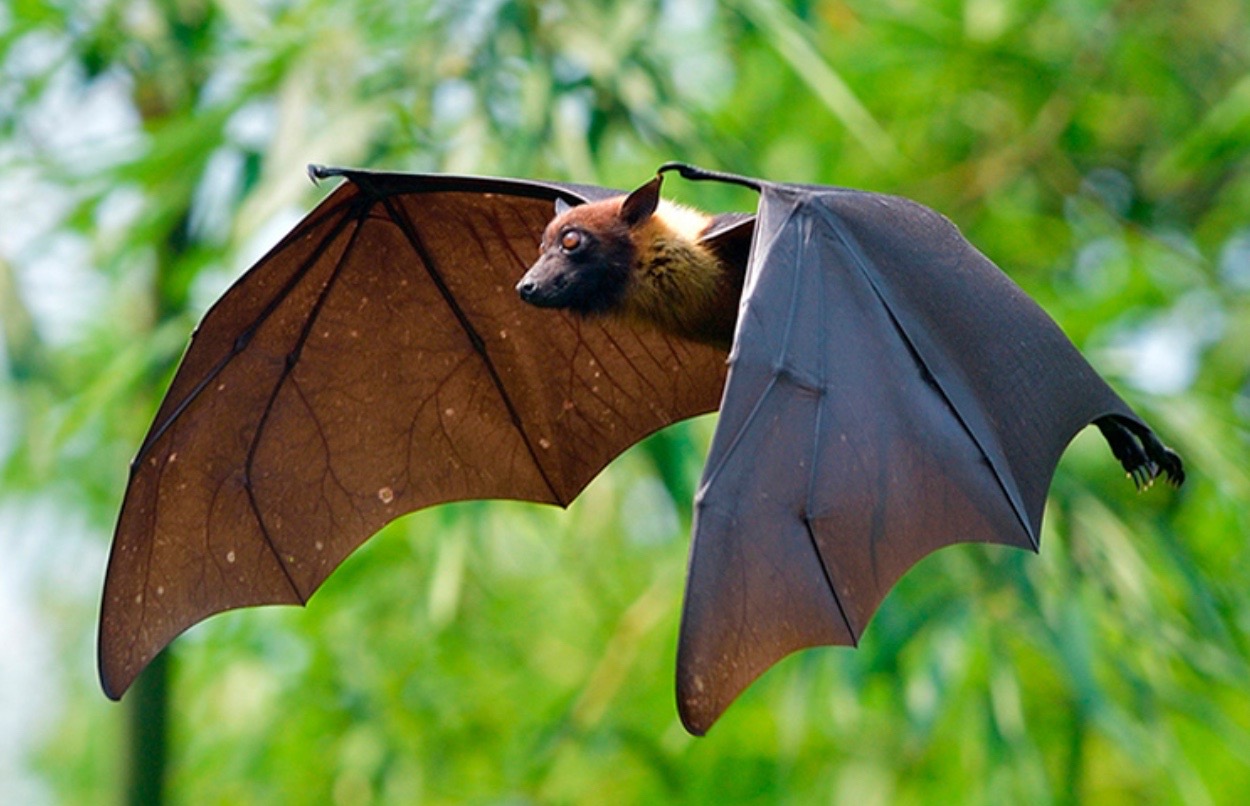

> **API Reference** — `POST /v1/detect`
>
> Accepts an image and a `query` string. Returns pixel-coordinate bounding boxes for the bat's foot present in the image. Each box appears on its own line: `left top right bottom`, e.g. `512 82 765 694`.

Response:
1097 416 1185 489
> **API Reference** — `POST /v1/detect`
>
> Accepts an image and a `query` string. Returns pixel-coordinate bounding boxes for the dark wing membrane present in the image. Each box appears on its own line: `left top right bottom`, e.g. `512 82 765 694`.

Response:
677 183 1141 734
100 172 728 698
821 189 1146 534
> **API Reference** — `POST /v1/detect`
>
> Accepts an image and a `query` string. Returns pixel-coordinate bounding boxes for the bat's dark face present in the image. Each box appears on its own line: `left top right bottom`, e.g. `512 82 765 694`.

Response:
517 198 635 315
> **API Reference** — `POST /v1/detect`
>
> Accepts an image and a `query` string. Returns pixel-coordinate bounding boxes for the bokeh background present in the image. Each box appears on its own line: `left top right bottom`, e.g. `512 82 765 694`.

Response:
2 0 1248 802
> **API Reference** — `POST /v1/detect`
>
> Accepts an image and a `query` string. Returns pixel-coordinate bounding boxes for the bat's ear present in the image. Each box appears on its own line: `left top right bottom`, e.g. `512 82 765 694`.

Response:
554 197 574 217
621 175 663 228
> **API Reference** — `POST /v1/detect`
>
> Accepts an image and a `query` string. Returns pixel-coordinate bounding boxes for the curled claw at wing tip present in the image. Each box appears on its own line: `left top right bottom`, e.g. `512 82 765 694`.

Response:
306 164 345 184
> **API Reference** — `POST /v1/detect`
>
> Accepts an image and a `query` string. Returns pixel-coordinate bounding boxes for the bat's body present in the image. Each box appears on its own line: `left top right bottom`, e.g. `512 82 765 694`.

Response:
99 164 1182 734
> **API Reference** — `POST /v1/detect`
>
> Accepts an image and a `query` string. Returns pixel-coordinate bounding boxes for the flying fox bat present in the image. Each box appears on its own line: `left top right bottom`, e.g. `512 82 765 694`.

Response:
98 162 1183 735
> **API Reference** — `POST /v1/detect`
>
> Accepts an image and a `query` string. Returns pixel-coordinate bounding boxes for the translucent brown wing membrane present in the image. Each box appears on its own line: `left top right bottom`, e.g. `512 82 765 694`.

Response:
99 174 729 698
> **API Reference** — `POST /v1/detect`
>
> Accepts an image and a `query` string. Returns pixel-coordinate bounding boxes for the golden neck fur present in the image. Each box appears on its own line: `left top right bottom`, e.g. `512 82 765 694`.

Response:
617 200 734 348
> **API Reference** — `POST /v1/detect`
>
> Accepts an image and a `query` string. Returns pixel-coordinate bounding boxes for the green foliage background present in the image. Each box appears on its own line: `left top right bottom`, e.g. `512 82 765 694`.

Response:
2 0 1248 802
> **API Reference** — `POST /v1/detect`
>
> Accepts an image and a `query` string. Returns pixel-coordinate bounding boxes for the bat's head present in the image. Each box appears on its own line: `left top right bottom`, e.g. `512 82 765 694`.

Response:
516 177 661 315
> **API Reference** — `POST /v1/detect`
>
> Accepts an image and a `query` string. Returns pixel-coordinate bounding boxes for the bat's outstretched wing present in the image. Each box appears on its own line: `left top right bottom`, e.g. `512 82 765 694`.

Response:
677 175 1181 734
99 169 728 699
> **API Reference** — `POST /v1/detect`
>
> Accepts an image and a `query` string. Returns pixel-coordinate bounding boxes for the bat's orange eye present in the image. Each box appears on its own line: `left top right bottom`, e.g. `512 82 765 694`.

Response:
560 230 582 252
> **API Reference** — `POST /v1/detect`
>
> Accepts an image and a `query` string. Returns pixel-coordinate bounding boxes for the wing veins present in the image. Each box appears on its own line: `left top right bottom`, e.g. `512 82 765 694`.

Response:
377 194 565 505
132 196 360 470
242 205 374 602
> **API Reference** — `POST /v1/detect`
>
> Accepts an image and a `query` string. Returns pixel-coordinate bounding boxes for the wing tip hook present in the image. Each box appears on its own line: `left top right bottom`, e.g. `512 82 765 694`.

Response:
656 162 763 192
307 164 347 184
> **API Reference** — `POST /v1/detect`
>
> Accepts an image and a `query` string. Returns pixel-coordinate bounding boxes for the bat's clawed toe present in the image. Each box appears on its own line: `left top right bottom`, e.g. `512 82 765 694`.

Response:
1097 415 1185 491
1137 428 1185 488
1153 445 1185 487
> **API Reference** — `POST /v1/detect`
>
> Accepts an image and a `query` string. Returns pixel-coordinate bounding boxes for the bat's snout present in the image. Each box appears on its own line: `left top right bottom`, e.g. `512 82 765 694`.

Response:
516 257 572 308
